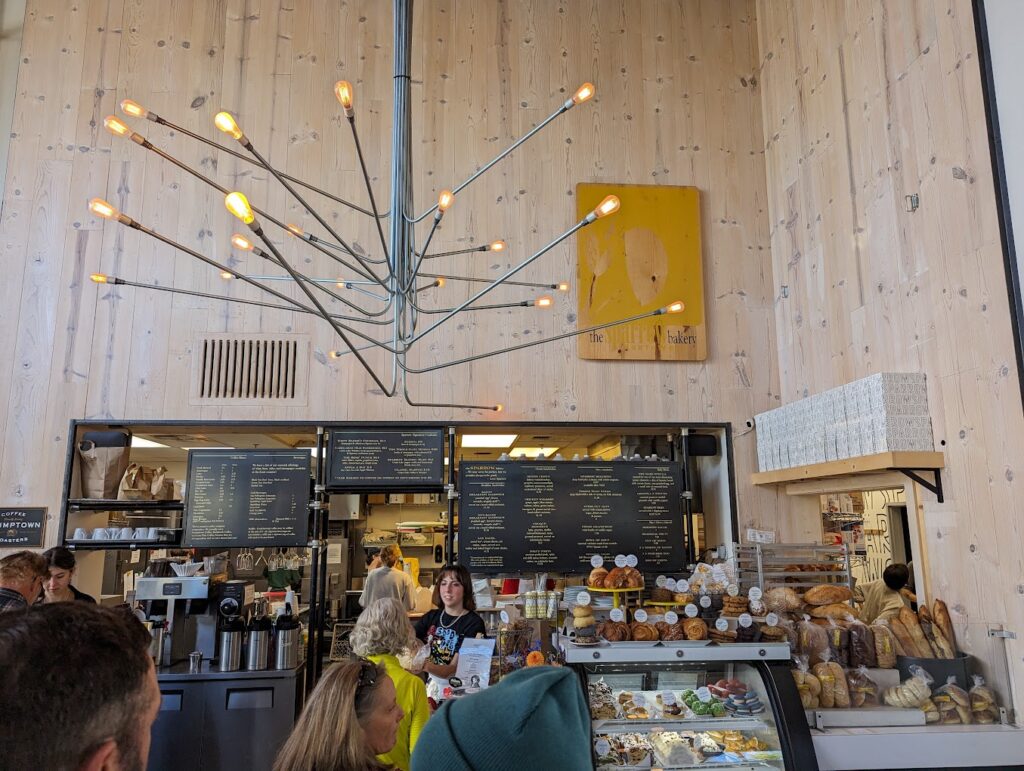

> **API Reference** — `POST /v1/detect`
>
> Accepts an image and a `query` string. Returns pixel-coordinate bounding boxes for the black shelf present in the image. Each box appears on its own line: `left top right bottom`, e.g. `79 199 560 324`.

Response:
64 541 181 551
67 499 185 511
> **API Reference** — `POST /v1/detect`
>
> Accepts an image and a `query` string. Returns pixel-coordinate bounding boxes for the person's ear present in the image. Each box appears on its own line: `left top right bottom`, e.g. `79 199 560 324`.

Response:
79 739 118 771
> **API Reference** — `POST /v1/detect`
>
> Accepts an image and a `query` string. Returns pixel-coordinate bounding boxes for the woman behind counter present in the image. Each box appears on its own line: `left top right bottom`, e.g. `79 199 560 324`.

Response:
414 565 486 703
41 547 96 604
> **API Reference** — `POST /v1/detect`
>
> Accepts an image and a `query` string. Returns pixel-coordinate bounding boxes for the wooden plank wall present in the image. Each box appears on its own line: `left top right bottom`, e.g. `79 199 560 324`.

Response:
0 2 781 536
756 0 1024 710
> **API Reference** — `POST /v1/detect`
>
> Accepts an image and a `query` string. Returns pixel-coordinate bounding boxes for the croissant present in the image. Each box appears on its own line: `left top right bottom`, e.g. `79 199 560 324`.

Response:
603 567 631 589
631 622 659 641
588 567 609 588
623 567 644 588
598 621 630 642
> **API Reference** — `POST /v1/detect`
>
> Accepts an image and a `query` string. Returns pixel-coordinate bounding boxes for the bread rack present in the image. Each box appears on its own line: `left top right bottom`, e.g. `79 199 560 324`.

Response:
731 542 853 592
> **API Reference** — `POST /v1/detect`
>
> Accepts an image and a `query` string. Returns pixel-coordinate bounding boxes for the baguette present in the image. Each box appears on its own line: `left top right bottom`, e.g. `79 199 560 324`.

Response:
930 624 955 659
899 607 933 658
933 600 957 653
888 618 920 658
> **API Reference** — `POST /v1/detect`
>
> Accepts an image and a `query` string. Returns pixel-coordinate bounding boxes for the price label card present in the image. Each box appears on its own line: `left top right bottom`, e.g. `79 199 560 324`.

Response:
614 554 627 568
727 583 740 597
633 692 647 706
594 739 611 756
500 610 510 624
665 578 677 591
739 613 753 628
633 609 649 623
765 612 780 627
748 586 763 601
696 687 713 703
699 595 712 609
677 579 690 592
625 554 638 568
656 575 667 588
715 617 730 632
685 604 699 618
664 611 679 624
609 608 625 623
661 690 677 706
591 555 604 568
577 591 592 606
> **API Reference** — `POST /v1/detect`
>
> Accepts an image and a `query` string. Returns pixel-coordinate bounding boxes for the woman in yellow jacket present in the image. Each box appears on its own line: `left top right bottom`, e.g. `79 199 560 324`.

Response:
351 598 430 771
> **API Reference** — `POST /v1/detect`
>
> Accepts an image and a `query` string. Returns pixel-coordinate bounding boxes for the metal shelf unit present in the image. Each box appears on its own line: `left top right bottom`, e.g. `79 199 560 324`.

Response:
732 543 853 592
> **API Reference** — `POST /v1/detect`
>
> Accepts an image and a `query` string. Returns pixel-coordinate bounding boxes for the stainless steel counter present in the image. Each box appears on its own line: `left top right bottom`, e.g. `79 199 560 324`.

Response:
157 659 304 682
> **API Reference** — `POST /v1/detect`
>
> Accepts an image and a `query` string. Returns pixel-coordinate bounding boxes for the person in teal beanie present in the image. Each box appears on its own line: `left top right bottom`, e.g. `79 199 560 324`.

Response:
410 665 592 771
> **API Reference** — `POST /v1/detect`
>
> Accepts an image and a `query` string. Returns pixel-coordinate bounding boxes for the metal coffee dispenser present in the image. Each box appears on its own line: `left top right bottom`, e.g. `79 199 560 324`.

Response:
135 576 212 667
213 580 253 672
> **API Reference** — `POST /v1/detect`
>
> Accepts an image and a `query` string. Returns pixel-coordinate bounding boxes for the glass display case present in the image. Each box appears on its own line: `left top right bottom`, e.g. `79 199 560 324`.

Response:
564 643 816 770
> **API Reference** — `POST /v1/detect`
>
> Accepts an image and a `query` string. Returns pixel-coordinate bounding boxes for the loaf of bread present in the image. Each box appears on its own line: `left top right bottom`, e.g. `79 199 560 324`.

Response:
809 603 858 620
933 599 957 652
870 623 897 668
811 662 838 708
888 618 920 658
764 586 803 613
804 584 853 606
588 567 609 588
797 619 830 666
792 669 822 708
848 622 876 668
899 607 933 658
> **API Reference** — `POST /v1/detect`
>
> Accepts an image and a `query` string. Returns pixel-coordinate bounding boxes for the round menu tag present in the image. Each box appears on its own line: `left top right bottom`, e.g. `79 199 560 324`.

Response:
625 554 638 568
715 617 730 632
633 609 649 623
633 692 647 707
656 575 667 588
664 611 679 624
661 690 676 706
591 554 604 568
594 738 611 756
685 604 699 618
696 687 713 703
609 608 625 622
766 612 780 627
727 583 740 597
577 591 592 606
739 613 753 628
665 578 677 591
500 610 510 624
677 579 690 592
699 595 712 609
748 586 763 601
614 554 627 568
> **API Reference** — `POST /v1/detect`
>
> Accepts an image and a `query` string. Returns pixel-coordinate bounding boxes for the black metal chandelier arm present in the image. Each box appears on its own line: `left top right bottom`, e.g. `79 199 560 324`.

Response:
346 115 392 274
406 219 588 344
400 306 671 374
149 114 384 218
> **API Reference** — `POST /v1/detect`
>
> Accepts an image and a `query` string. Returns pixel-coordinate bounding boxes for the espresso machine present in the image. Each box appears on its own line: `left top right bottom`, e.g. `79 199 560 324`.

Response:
135 576 213 667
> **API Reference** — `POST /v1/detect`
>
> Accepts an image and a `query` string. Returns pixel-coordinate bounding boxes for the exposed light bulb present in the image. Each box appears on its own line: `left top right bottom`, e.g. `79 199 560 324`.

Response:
103 116 131 137
90 273 109 284
572 82 596 105
488 240 506 252
665 300 685 314
594 194 620 218
437 189 454 212
435 277 446 288
557 281 570 292
286 223 304 237
88 198 118 220
231 234 254 251
224 192 255 224
214 111 244 140
334 80 354 117
335 281 345 288
220 271 234 280
328 350 342 359
494 403 504 413
120 99 148 119
535 295 554 308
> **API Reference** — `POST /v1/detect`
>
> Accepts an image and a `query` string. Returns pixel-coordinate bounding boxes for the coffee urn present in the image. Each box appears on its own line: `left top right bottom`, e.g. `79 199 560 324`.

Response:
246 600 272 671
274 604 301 670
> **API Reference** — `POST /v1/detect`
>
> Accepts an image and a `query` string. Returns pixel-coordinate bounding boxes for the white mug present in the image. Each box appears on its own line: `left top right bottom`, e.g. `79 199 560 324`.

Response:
106 527 121 540
92 527 109 540
147 527 160 540
73 528 89 540
119 527 134 540
133 527 148 540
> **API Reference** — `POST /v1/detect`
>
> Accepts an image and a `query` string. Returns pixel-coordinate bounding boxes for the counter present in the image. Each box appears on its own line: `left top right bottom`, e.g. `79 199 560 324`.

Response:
150 661 305 771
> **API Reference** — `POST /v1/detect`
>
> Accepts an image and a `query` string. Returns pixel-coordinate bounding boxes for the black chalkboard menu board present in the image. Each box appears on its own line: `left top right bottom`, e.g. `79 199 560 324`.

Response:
0 507 46 547
458 460 685 574
183 450 311 548
326 428 445 490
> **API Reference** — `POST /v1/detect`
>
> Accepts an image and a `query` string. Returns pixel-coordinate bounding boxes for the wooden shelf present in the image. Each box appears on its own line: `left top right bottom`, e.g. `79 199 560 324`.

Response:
751 451 945 501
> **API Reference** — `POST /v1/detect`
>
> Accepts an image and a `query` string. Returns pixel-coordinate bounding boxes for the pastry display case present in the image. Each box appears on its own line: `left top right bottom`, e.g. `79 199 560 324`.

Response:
564 643 817 770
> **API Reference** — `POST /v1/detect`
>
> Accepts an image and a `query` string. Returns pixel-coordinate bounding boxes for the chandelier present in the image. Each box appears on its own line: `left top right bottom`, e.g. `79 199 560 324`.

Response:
87 0 684 412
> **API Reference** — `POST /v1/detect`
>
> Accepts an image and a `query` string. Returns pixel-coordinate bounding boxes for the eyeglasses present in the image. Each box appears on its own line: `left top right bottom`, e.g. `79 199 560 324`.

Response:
355 658 378 702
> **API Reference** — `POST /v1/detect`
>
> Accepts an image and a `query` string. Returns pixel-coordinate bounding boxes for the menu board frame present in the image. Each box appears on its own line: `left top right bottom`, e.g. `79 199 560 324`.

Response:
183 449 312 548
457 459 686 574
325 427 446 491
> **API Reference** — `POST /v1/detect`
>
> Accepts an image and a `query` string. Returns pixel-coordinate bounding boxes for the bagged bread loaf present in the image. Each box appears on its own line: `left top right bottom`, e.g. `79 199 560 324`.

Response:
764 586 803 614
797 617 830 666
848 621 876 668
792 655 821 709
933 599 957 653
933 676 972 724
846 666 879 707
826 620 850 668
870 621 898 667
811 652 848 708
803 584 853 606
969 675 1000 724
883 665 933 709
920 697 940 723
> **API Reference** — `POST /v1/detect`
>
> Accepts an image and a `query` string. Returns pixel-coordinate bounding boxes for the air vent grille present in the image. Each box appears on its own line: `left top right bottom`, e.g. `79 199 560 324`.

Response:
190 334 309 405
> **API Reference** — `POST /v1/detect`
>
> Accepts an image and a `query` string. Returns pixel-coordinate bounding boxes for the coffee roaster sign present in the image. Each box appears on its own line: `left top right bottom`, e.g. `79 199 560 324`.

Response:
0 508 46 547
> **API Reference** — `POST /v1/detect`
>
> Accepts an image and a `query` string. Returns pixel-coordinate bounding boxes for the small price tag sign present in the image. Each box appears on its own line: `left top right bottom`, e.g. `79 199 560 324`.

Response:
748 586 763 601
577 591 592 606
685 604 699 618
738 613 753 628
696 687 713 703
715 617 730 632
677 579 690 593
665 611 679 624
727 583 740 597
699 595 712 609
633 608 649 623
614 554 627 568
595 739 611 756
591 555 604 568
665 578 677 591
656 575 667 588
711 565 727 583
661 690 677 706
625 554 638 568
765 612 780 627
500 610 510 624
609 608 625 622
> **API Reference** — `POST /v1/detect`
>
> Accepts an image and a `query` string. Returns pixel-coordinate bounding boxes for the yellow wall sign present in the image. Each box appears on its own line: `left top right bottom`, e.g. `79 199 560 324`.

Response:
576 183 706 360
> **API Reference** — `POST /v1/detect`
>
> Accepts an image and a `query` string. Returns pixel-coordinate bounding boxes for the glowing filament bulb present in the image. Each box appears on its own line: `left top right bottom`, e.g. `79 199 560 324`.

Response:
231 234 254 251
90 273 109 284
593 195 620 218
535 295 553 308
665 300 685 314
557 281 570 292
214 111 244 140
224 192 255 224
286 223 304 237
488 240 506 252
120 99 148 119
572 82 596 105
494 404 504 413
334 81 354 116
435 277 446 288
88 198 118 220
103 116 131 137
328 350 342 359
437 189 454 212
220 271 234 280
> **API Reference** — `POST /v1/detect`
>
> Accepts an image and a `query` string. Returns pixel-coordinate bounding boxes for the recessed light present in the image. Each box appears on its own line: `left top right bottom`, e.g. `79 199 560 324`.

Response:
130 437 169 449
509 447 559 458
460 434 519 449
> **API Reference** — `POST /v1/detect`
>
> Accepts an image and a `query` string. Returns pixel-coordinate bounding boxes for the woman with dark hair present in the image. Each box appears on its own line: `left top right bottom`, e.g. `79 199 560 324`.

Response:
274 658 403 771
41 547 96 604
413 564 486 703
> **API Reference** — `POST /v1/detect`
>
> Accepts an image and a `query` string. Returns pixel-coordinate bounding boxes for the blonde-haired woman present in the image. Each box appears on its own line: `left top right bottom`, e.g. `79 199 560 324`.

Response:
351 598 430 771
274 657 403 771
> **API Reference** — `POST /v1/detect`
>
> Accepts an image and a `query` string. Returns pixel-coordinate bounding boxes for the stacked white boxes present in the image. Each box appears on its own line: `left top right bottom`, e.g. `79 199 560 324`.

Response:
755 373 933 472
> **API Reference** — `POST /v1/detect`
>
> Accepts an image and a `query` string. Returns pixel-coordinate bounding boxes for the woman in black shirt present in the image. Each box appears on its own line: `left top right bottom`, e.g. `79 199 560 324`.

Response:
41 547 96 604
414 565 485 701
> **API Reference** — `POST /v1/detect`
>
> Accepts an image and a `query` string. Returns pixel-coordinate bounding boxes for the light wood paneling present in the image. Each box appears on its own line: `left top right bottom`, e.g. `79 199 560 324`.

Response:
0 1 780 539
757 0 1024 712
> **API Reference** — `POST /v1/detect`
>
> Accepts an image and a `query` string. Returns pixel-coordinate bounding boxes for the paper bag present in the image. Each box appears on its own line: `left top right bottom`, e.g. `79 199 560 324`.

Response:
118 464 156 501
150 467 175 500
78 433 131 499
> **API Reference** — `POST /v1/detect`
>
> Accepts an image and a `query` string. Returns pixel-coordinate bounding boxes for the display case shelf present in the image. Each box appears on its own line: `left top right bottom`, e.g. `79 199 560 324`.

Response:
594 716 765 732
67 498 184 511
561 638 791 664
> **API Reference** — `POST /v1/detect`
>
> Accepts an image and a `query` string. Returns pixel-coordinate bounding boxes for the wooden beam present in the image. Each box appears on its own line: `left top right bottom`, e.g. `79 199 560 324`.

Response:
751 452 945 486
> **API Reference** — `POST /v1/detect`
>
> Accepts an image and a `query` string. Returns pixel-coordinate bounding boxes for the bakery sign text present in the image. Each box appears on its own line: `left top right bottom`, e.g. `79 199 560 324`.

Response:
0 508 47 548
